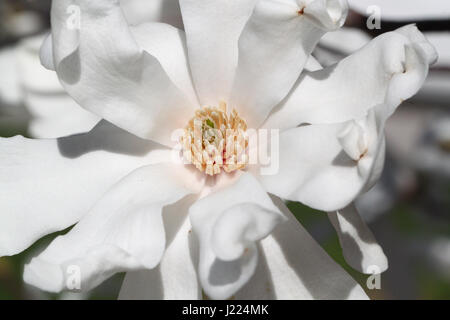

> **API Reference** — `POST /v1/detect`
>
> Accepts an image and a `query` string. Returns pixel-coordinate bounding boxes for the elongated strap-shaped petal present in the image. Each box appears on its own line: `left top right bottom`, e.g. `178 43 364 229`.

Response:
130 23 198 105
119 196 201 300
235 196 369 299
49 0 196 146
0 121 169 257
329 203 388 274
24 164 203 293
231 0 348 128
189 172 285 300
253 108 386 212
179 0 258 105
264 25 437 131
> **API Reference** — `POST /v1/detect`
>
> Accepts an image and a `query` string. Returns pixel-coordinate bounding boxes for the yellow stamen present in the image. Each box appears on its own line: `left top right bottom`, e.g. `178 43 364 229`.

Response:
181 102 248 176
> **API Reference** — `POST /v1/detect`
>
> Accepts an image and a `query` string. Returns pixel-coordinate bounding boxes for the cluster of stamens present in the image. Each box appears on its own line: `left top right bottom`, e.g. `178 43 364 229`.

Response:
181 102 248 175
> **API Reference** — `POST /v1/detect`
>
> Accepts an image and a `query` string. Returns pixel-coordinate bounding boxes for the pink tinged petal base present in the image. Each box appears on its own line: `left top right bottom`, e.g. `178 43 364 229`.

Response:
328 203 388 274
23 163 203 293
50 0 196 147
235 196 369 300
0 121 168 257
264 25 438 131
189 173 285 300
231 0 348 128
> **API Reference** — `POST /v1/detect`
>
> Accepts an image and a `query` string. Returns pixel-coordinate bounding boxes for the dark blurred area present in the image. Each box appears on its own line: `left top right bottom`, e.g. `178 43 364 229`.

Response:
0 0 50 45
0 0 449 300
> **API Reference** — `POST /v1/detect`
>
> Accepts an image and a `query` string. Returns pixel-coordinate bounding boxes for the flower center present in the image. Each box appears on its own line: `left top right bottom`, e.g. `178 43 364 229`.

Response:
181 102 248 176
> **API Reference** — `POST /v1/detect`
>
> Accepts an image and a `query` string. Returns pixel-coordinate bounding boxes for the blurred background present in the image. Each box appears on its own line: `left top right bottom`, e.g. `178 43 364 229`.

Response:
0 0 449 300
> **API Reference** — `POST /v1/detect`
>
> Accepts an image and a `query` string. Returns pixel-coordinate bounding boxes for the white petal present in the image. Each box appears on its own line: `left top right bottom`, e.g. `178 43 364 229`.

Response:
319 27 372 56
0 121 169 257
24 164 203 292
189 172 284 300
264 25 437 131
231 0 348 128
50 0 196 146
236 196 369 300
253 111 386 212
328 203 388 274
179 0 258 105
426 32 450 68
121 0 183 28
348 0 450 21
25 93 99 139
16 35 99 138
130 23 199 105
119 196 201 300
41 0 185 69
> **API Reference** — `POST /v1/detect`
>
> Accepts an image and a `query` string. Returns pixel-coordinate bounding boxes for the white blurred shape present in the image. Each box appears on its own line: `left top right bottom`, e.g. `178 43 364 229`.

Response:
0 34 99 138
428 238 450 280
0 47 21 105
348 0 450 21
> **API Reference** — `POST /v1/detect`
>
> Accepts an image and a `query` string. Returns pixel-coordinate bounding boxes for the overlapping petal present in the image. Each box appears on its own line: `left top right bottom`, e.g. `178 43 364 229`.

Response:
18 35 99 138
235 196 369 299
189 172 285 300
0 121 169 257
179 0 258 105
119 196 201 300
254 109 386 212
24 164 203 292
130 23 198 105
47 0 196 146
231 0 348 128
264 25 437 131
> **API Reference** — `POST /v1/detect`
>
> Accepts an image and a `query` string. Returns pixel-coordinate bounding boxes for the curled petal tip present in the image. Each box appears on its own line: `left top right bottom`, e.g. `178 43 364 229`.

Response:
396 24 439 65
304 0 349 31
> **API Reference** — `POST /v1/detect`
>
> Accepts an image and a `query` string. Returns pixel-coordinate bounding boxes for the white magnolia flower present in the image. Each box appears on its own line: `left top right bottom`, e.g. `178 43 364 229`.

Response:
0 0 436 300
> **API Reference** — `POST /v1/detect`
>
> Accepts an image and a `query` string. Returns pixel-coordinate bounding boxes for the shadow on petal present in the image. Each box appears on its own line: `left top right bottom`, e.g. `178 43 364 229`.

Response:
57 121 166 158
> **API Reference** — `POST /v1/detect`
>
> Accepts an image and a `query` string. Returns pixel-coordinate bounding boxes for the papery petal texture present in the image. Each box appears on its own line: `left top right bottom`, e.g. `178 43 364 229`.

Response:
235 196 369 300
180 0 258 105
264 25 437 131
19 34 99 138
0 121 168 257
49 0 196 146
231 0 348 128
119 196 201 300
189 172 285 300
254 109 386 212
24 164 203 292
